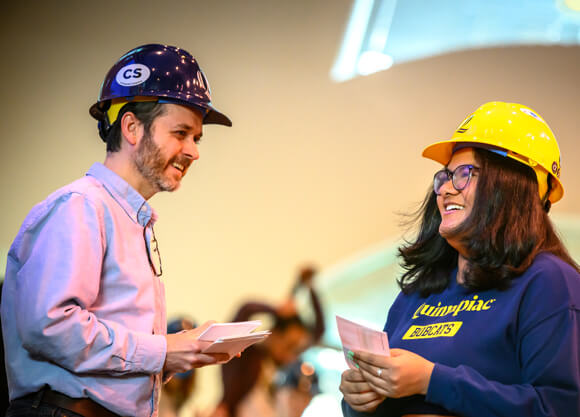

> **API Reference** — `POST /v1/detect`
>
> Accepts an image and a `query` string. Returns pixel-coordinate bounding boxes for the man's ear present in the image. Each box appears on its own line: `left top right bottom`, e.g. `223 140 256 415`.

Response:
120 111 142 146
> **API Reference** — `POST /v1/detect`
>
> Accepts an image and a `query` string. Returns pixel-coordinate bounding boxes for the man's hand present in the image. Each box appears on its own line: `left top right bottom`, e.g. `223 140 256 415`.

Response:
163 321 229 380
340 368 386 413
354 348 435 399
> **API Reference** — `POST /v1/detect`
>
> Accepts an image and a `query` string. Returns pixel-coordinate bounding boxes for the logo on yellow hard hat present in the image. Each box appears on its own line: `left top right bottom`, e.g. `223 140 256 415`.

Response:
552 161 560 177
455 114 473 134
520 107 543 122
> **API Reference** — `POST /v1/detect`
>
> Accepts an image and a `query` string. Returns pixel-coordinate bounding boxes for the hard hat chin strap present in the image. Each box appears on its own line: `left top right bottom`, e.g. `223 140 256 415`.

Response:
97 100 113 142
98 119 111 142
542 176 552 213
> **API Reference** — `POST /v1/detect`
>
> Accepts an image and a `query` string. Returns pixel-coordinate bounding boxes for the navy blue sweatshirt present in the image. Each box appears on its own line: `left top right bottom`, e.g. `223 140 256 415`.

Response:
343 253 580 417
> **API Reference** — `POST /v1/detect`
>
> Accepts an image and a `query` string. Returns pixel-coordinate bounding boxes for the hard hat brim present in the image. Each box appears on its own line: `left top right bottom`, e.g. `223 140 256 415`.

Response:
203 106 232 127
89 99 232 127
421 139 457 165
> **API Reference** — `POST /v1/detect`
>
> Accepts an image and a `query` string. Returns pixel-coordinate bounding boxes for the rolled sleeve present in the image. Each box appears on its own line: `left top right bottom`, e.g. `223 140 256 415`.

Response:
134 333 167 374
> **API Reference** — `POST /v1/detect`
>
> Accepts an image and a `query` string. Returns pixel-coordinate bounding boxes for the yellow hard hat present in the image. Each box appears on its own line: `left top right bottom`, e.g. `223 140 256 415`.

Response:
422 101 563 204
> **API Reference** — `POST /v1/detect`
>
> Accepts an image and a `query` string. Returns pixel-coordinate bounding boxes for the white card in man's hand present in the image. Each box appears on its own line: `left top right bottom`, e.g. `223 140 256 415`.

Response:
336 315 390 369
197 320 263 341
202 332 270 358
196 320 270 363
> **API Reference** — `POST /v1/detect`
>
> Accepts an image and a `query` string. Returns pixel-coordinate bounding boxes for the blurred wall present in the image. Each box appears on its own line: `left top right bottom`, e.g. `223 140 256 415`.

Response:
2 0 579 410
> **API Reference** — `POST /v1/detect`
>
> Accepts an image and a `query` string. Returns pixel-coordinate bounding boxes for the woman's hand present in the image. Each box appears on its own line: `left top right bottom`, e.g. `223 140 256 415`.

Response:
340 368 386 413
354 348 435 398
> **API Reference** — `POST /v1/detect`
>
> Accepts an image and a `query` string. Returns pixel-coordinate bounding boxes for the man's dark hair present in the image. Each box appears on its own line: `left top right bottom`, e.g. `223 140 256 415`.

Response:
104 101 166 152
397 148 579 297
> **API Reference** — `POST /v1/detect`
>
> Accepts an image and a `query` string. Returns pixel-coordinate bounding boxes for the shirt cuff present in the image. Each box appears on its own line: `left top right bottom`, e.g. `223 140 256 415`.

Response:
133 333 167 374
426 363 458 408
341 398 375 416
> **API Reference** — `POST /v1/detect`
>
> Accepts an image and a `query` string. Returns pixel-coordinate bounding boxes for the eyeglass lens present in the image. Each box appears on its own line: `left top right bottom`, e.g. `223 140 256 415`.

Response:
433 164 475 195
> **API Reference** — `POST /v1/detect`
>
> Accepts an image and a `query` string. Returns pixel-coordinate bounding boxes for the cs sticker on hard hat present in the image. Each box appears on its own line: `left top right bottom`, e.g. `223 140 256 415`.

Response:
115 64 151 87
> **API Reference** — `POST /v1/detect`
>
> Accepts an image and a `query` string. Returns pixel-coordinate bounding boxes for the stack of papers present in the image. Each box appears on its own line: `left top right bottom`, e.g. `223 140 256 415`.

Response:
196 320 271 363
336 315 390 369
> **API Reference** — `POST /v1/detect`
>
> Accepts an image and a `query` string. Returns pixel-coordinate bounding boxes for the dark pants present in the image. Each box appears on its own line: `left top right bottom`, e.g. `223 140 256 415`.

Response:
5 397 84 417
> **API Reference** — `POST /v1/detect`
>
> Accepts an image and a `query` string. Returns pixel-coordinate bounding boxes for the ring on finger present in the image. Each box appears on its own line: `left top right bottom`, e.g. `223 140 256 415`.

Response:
377 368 383 377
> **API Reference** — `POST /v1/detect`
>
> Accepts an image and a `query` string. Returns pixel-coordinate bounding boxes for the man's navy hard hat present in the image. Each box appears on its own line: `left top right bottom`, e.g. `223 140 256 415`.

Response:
89 43 231 140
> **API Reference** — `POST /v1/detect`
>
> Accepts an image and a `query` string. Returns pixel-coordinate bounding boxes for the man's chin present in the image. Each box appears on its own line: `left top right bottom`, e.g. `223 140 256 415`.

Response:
158 179 181 193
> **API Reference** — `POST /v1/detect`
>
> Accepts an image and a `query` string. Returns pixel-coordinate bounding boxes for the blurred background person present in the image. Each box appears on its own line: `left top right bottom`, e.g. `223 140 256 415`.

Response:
273 359 320 417
213 265 326 417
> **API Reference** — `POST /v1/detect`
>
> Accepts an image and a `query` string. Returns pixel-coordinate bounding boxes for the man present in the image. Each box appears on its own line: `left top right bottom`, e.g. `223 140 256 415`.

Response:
1 43 232 417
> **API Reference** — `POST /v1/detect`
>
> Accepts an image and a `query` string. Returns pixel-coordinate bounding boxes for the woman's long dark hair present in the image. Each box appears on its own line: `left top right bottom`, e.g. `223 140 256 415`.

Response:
398 148 579 296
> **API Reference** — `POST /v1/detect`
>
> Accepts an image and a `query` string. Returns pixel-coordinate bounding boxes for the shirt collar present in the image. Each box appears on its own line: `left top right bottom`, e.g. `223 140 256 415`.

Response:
87 162 157 227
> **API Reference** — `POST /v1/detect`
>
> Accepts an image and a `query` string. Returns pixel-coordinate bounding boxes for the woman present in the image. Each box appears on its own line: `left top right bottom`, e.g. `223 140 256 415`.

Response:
340 102 580 417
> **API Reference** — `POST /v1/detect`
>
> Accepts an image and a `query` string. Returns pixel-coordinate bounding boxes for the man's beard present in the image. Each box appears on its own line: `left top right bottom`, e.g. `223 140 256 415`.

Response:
134 131 184 193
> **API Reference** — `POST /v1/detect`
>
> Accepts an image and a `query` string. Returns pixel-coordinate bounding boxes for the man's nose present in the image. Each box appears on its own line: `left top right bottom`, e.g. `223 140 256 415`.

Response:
182 139 200 161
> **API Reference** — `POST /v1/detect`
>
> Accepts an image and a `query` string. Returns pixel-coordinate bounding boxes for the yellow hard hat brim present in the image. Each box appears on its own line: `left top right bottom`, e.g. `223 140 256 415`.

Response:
421 139 459 166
